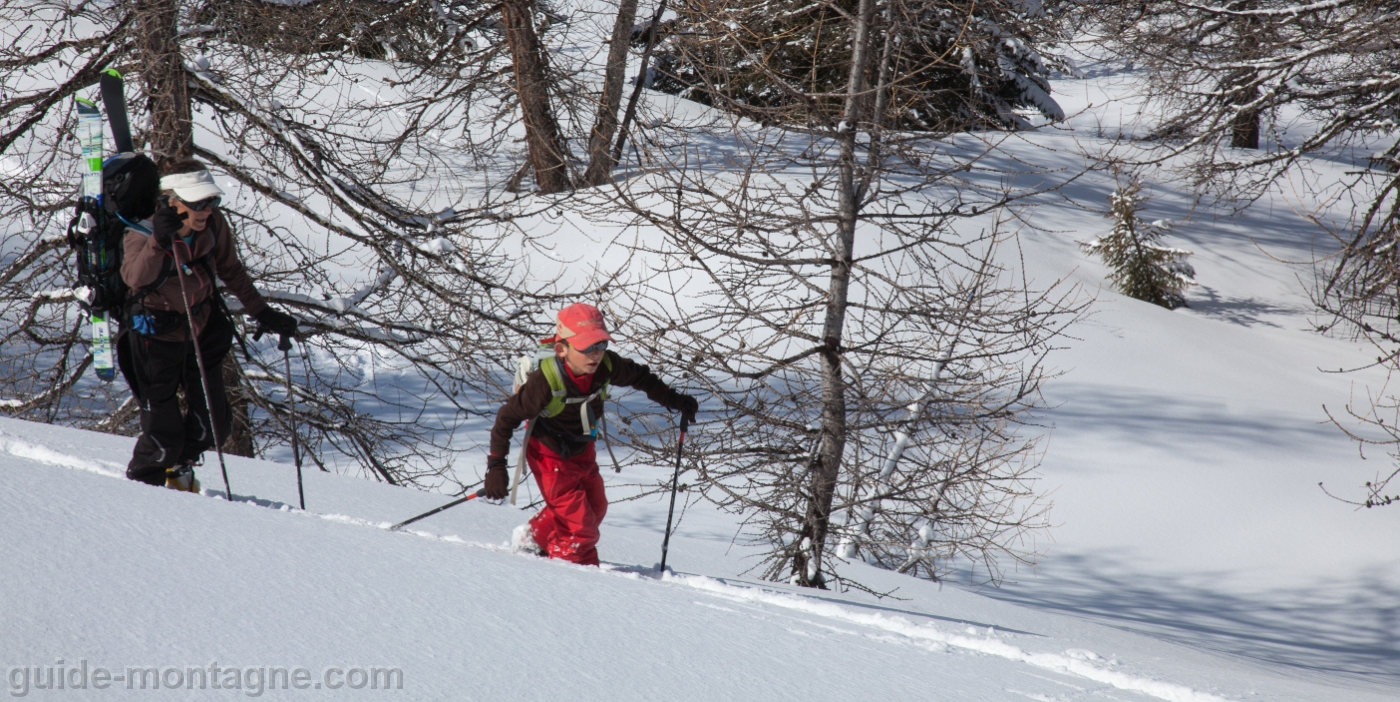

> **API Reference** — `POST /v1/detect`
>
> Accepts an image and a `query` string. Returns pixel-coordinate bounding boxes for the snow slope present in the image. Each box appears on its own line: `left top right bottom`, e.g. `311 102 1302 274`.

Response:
970 60 1400 695
4 20 1399 701
0 415 1392 701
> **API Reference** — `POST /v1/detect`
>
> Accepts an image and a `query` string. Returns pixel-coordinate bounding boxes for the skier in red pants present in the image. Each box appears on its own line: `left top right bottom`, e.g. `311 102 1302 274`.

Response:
483 303 697 565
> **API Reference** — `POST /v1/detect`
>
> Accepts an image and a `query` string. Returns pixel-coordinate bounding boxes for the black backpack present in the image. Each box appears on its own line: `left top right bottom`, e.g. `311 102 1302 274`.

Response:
67 152 160 320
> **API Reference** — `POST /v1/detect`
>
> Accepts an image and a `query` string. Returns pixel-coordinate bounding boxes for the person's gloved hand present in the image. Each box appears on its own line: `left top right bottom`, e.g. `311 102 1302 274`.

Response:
254 306 299 338
482 455 509 499
674 393 698 423
150 206 186 249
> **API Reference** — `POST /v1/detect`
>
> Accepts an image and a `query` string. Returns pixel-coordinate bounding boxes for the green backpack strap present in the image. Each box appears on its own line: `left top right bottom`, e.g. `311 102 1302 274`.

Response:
536 354 613 437
538 356 570 418
599 353 612 399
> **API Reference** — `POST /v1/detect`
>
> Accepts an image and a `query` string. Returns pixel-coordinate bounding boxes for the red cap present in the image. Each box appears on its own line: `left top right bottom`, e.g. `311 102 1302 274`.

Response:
543 303 613 349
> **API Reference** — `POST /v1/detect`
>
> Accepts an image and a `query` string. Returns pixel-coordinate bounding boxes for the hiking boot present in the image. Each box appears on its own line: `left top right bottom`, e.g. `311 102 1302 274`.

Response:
511 523 544 557
165 463 201 493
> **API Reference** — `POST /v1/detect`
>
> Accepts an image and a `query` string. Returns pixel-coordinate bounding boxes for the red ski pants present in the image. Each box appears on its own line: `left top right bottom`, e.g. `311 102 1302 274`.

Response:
526 439 607 566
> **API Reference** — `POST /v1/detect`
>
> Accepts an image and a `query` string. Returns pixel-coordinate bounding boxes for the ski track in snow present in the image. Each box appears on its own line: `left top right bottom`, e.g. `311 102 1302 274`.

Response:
0 436 122 478
5 435 1234 702
0 430 519 551
666 575 1231 702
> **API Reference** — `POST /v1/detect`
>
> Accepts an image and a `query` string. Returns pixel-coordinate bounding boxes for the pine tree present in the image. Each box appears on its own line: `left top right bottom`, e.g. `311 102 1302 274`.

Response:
1082 177 1196 309
648 0 1071 132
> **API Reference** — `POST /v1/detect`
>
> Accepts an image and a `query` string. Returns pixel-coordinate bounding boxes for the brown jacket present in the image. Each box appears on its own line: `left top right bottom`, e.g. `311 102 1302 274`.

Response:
121 208 268 342
491 351 685 458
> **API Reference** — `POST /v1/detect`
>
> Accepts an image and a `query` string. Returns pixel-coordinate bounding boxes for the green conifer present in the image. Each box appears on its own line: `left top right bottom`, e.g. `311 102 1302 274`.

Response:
1081 177 1196 309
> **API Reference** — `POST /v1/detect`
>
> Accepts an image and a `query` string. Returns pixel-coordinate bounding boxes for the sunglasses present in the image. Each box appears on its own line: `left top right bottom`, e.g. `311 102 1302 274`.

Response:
569 340 609 355
178 195 221 212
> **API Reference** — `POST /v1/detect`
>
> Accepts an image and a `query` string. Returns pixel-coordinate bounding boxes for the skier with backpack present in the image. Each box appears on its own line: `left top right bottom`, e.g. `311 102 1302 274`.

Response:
485 303 697 565
116 158 298 491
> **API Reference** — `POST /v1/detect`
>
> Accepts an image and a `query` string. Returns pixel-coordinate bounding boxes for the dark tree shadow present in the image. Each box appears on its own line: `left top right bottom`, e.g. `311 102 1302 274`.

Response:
982 553 1400 690
1040 383 1340 454
1187 285 1295 328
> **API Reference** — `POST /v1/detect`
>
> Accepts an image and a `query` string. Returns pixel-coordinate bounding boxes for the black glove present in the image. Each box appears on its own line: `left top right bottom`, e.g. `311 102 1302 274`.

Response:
254 306 299 338
673 393 698 423
482 456 509 500
150 206 186 249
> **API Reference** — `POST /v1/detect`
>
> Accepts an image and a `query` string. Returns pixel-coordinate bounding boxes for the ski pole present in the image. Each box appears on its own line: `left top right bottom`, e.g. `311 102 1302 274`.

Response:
659 413 689 574
173 246 232 501
390 492 481 531
509 419 537 506
280 334 305 510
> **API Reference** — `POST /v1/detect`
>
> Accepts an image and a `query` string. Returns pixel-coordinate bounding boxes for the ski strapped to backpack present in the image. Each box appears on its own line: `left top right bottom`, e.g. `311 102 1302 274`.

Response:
71 94 115 380
66 69 162 379
507 345 614 505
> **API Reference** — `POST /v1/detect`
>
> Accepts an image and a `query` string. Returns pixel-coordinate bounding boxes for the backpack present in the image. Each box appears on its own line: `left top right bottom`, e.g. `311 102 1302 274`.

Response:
513 344 614 433
506 343 616 504
67 152 160 321
70 154 228 337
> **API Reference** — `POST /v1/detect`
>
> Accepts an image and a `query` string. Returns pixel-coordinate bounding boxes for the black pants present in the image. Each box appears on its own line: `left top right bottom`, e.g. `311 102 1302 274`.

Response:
118 311 234 485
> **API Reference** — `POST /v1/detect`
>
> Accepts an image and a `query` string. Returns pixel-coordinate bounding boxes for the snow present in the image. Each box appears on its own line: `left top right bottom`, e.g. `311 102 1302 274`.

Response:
4 14 1399 702
0 315 1394 697
0 155 29 179
2 401 1393 701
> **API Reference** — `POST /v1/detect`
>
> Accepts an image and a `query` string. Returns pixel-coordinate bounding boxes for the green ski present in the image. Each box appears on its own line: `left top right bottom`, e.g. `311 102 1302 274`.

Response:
74 96 115 381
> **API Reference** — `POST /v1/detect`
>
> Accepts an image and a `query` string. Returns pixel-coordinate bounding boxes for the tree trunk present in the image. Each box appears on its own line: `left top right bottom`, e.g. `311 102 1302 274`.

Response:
611 0 668 165
581 0 642 187
1228 0 1261 150
1230 86 1260 149
791 0 876 589
134 0 192 168
501 0 573 194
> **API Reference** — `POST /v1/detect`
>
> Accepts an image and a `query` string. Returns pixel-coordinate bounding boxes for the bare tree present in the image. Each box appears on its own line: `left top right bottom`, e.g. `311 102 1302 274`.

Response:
501 0 574 193
135 0 191 166
580 0 642 186
1093 0 1398 193
590 0 1082 588
0 0 604 487
495 0 689 191
1092 0 1348 157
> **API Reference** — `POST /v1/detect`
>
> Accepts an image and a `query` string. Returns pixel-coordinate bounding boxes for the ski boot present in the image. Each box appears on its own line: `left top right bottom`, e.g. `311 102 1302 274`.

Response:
165 462 201 493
